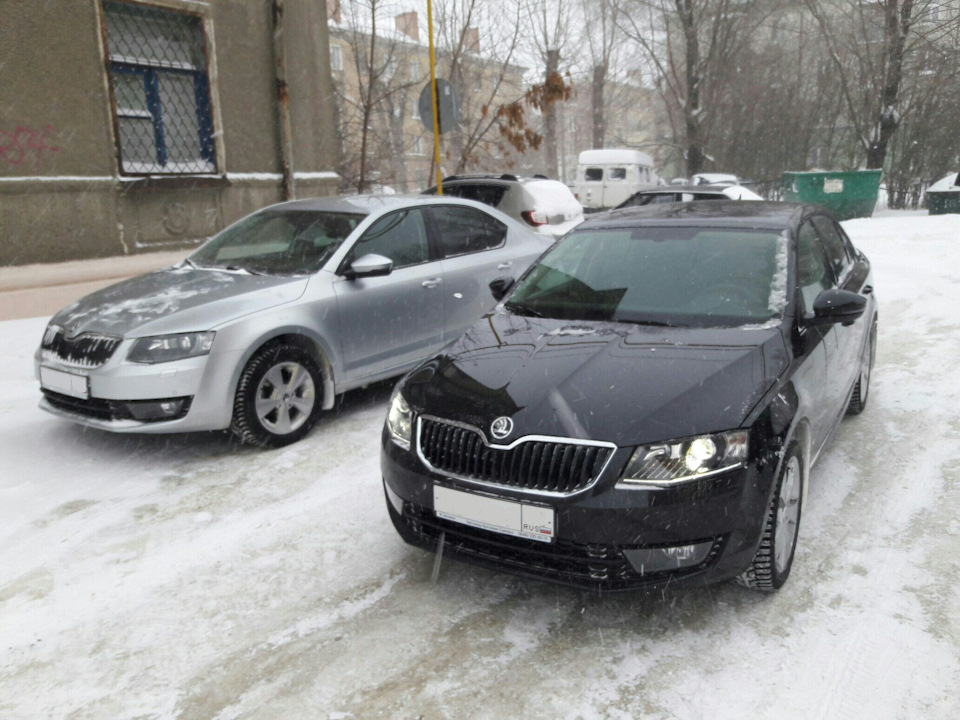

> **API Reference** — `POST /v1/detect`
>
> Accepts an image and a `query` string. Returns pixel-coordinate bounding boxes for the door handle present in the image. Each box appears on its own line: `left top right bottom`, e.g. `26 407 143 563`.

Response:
862 285 873 295
422 277 442 289
497 262 513 270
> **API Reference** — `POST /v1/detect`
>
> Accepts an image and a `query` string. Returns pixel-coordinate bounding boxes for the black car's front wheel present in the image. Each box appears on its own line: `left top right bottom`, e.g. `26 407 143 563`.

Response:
737 442 803 592
231 343 323 448
847 319 877 415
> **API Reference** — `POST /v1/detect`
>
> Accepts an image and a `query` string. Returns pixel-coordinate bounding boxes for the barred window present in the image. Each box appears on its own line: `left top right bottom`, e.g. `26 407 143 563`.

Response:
103 1 216 174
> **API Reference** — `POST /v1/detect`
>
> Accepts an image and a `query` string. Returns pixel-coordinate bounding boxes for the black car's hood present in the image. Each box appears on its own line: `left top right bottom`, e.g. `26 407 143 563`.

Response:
50 266 308 338
404 310 789 448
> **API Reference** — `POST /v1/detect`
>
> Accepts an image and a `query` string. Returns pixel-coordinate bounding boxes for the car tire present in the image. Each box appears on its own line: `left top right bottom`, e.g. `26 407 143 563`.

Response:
736 441 803 592
847 318 877 416
231 343 323 448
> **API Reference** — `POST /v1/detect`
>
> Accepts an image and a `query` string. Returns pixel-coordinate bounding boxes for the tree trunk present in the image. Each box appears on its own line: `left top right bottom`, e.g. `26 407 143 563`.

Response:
866 0 913 170
543 48 560 178
357 6 377 193
677 0 704 176
591 63 607 148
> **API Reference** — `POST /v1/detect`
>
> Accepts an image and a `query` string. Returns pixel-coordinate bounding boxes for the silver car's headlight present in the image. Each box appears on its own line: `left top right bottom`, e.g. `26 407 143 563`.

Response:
127 332 216 364
386 387 413 450
618 430 749 487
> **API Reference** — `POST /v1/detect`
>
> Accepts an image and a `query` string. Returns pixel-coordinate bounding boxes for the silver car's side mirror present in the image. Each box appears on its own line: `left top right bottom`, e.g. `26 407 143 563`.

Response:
346 253 393 280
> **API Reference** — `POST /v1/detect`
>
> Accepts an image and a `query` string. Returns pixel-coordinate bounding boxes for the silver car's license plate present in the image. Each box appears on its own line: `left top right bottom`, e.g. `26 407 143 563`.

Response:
433 485 555 543
40 366 89 399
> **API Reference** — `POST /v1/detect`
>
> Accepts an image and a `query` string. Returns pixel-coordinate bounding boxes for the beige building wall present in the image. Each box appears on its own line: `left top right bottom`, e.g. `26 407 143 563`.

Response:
0 0 339 266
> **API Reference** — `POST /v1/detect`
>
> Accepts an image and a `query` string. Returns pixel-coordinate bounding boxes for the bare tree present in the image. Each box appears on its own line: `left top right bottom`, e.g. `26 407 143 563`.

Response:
579 0 622 148
526 0 575 177
334 0 422 192
432 0 529 175
618 0 778 177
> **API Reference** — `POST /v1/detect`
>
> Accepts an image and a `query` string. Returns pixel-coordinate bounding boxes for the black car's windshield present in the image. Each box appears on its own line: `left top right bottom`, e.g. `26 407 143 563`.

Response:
506 226 788 327
190 210 365 275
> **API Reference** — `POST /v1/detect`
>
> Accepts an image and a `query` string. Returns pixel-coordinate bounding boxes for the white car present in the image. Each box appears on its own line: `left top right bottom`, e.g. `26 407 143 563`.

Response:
423 174 583 238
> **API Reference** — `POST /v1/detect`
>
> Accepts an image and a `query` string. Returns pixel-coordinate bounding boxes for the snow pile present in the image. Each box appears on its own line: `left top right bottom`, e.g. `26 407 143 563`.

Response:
926 172 960 193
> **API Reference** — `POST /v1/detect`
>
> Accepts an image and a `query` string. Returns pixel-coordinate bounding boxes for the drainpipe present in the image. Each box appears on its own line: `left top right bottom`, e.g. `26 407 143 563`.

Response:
272 0 295 200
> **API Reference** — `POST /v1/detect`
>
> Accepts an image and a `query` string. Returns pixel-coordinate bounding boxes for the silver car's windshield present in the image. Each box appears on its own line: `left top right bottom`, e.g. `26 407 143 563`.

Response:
190 210 365 275
506 226 788 327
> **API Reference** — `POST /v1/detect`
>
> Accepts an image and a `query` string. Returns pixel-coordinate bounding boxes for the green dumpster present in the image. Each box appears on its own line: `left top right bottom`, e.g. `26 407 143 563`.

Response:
926 172 960 215
782 170 883 221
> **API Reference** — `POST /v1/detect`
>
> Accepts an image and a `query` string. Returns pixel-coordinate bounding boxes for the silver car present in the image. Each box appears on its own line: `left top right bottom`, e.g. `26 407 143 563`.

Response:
35 196 552 447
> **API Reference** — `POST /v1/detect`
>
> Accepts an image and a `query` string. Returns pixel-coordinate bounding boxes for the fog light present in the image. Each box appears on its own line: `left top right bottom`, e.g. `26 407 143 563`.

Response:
623 540 714 575
124 396 192 422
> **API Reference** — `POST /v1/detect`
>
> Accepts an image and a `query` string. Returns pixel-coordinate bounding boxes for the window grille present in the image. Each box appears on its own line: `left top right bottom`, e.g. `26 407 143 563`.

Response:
103 1 216 174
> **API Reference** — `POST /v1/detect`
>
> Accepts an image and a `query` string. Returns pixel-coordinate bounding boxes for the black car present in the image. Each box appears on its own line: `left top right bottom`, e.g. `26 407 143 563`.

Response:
615 184 763 210
382 201 877 593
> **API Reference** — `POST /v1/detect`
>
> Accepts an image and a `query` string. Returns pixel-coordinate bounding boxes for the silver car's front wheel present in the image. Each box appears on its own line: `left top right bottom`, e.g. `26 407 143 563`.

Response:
255 361 316 434
232 343 323 448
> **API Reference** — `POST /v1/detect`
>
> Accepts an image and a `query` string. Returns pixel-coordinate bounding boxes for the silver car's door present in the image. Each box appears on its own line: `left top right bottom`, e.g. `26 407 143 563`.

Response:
426 205 542 341
332 208 444 381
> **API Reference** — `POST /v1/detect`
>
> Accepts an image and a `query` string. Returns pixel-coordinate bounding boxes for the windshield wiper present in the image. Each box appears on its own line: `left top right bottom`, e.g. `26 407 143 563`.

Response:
504 301 544 318
616 318 676 327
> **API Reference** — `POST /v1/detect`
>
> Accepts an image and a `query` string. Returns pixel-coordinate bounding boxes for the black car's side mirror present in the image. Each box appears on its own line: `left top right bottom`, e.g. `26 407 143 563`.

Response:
345 253 393 280
808 288 867 327
489 276 514 301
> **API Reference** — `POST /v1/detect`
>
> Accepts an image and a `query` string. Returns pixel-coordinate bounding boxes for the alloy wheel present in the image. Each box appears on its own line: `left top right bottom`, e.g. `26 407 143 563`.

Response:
774 455 801 574
255 361 316 434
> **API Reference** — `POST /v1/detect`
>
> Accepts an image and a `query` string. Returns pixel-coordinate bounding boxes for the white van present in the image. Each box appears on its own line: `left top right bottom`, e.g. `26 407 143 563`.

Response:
574 149 661 210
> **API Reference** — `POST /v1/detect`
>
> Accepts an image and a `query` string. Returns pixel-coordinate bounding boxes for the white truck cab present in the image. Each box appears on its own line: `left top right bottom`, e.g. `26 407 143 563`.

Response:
574 149 661 210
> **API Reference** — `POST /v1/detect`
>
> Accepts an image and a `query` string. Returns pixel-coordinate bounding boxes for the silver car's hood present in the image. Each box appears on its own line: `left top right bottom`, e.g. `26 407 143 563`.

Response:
50 266 309 337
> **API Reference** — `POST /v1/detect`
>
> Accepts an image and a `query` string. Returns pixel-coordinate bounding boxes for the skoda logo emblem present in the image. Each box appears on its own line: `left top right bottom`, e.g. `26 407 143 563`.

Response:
490 416 514 440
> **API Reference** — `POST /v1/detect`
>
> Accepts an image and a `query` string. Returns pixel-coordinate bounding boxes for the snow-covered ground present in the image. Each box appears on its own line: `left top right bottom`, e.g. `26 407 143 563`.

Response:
1 214 959 719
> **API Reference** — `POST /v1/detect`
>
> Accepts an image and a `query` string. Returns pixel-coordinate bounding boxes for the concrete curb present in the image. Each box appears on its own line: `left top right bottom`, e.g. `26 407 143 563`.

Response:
0 250 189 293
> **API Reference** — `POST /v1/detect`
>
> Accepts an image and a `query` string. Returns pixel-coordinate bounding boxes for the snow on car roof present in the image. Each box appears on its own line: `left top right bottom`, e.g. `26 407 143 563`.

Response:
578 148 654 166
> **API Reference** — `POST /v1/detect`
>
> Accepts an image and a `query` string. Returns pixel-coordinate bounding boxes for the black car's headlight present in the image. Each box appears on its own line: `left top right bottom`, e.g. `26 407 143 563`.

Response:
127 332 216 364
386 386 413 450
617 430 749 487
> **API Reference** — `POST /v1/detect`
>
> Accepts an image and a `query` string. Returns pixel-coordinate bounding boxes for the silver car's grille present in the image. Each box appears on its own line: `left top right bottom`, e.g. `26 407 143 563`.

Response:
41 326 122 369
417 416 615 496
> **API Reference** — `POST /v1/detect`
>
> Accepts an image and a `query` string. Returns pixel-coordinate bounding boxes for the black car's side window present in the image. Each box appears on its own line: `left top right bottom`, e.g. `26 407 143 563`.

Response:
811 215 852 280
429 206 508 257
347 209 429 269
797 220 835 314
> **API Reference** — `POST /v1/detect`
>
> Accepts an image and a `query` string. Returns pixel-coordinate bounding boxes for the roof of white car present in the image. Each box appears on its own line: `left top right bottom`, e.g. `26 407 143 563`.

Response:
578 148 654 166
272 194 493 214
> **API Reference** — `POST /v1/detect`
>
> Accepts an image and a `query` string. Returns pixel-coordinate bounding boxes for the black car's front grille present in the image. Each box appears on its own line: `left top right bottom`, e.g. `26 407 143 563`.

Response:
41 327 122 368
398 501 724 591
418 417 613 495
42 390 192 423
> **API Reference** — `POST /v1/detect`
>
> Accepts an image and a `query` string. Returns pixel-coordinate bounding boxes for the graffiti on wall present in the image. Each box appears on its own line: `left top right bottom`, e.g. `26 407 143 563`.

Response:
0 126 61 169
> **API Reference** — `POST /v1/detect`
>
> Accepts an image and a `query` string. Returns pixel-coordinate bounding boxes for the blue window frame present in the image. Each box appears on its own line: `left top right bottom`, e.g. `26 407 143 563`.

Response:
103 1 216 174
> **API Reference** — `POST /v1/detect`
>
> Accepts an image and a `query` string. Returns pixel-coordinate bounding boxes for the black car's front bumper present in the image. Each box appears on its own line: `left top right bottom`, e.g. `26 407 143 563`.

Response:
382 428 779 593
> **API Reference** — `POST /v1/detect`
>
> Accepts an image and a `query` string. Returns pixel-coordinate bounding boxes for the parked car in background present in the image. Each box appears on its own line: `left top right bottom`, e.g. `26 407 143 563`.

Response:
692 172 740 186
422 174 583 238
616 183 764 209
36 196 553 447
383 201 877 593
574 149 662 210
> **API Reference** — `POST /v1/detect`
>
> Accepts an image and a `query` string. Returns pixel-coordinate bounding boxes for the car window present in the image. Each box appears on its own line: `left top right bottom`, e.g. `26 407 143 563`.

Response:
585 167 603 181
797 220 835 313
429 206 507 257
441 184 508 208
507 226 787 326
609 167 627 180
811 215 852 279
347 209 429 269
191 210 363 275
